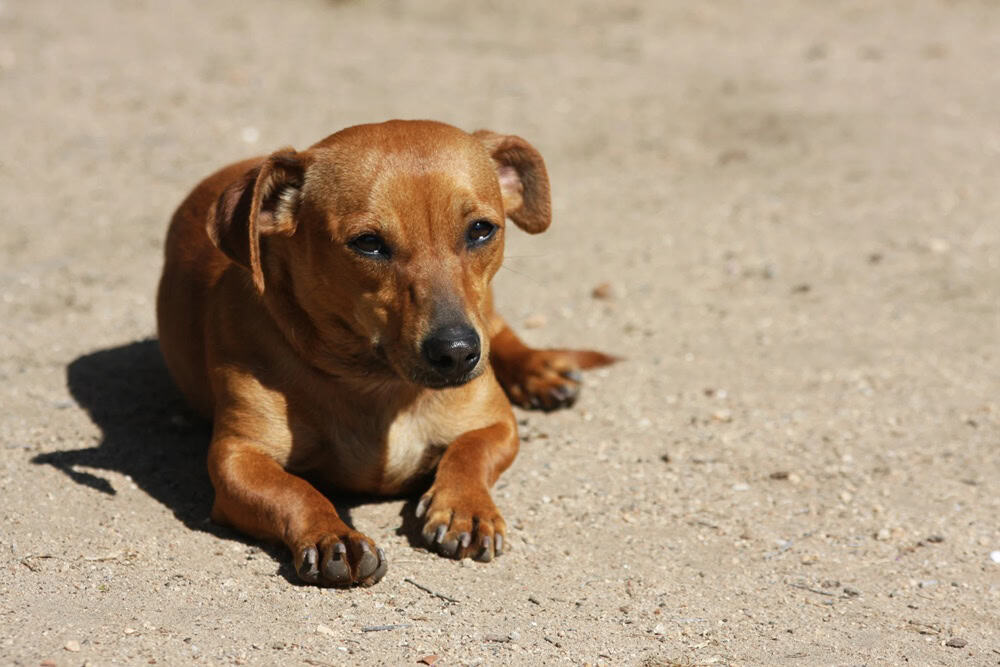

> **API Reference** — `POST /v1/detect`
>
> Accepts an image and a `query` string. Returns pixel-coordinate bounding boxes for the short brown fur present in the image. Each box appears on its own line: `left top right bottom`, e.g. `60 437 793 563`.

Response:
157 120 614 586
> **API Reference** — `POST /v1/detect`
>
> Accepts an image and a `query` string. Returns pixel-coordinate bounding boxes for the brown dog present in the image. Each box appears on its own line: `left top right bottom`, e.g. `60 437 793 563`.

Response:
156 120 613 586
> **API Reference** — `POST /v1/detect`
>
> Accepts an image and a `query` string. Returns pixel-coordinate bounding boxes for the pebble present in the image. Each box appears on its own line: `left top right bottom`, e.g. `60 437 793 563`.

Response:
875 528 891 541
64 640 81 652
843 586 861 597
944 637 967 648
990 551 1000 563
316 624 336 637
652 623 666 635
523 314 547 329
711 409 733 423
591 282 614 299
926 535 945 543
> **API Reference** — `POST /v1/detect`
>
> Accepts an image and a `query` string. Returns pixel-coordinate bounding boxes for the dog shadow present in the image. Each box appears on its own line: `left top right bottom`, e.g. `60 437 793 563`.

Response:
32 339 220 529
33 339 428 584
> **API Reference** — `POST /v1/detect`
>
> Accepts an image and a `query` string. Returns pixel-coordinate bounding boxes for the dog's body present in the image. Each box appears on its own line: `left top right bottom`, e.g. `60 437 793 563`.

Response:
157 120 611 586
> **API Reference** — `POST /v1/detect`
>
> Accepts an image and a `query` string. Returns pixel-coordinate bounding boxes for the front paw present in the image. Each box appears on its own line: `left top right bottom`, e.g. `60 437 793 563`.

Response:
499 348 616 411
415 487 506 562
292 525 388 587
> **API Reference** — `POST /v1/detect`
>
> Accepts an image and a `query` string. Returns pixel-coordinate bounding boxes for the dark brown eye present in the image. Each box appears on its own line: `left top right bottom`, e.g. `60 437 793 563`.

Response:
349 233 391 259
466 219 497 247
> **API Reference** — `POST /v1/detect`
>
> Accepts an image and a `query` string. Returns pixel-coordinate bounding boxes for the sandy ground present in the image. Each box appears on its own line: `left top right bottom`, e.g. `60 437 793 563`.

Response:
2 1 999 665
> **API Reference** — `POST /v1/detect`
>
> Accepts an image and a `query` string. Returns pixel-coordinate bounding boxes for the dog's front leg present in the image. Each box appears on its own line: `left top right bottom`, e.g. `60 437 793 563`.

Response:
489 319 616 411
416 421 518 562
207 435 387 587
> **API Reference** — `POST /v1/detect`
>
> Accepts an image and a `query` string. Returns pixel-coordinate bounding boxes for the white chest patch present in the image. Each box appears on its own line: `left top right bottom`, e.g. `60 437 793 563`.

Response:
380 412 447 493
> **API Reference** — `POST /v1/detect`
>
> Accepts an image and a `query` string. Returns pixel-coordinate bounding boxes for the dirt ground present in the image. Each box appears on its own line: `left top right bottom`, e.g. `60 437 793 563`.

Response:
2 0 998 665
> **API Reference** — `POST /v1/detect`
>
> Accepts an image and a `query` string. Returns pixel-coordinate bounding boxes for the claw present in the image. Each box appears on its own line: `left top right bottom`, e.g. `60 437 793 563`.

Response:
368 548 388 584
439 536 459 557
475 535 494 562
434 524 447 543
495 534 504 555
560 369 583 382
323 551 352 586
415 495 431 518
298 546 320 583
357 542 378 579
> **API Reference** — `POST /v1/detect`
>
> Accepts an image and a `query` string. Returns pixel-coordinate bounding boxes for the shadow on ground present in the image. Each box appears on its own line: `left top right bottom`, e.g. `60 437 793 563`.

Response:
33 338 423 584
32 339 218 529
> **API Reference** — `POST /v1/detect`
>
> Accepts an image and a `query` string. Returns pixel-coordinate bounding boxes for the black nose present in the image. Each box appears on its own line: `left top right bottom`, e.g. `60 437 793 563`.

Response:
421 325 481 381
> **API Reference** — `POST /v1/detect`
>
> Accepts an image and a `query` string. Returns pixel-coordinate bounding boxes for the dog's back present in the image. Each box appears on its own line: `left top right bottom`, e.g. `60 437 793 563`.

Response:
157 158 263 416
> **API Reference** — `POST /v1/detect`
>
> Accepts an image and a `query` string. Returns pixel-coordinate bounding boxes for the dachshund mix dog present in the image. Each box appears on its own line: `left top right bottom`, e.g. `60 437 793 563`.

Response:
156 120 612 586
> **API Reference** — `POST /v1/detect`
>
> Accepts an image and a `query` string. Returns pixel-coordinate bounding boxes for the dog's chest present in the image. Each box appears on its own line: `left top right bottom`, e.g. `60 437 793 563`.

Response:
313 398 461 495
380 413 449 492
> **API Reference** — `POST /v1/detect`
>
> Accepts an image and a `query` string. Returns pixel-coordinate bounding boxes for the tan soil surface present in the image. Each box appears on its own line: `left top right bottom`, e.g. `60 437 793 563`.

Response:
2 1 998 665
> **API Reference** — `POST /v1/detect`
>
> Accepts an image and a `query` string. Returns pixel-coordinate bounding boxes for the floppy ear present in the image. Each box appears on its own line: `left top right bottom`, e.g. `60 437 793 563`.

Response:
473 130 551 234
207 148 305 293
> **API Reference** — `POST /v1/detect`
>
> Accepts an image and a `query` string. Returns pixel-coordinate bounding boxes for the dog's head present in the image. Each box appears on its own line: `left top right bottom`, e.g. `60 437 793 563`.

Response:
208 120 550 388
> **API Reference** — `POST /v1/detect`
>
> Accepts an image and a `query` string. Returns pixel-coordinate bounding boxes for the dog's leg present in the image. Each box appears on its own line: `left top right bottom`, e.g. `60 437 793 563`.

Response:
416 421 517 562
488 317 616 411
208 436 387 587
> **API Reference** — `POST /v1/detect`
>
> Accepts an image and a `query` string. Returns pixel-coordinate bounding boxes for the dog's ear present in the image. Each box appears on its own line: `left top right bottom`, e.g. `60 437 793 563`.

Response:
208 148 305 293
474 130 551 234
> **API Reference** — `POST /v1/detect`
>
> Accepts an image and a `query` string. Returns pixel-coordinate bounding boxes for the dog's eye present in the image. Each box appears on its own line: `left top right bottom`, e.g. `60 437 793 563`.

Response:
466 219 496 247
349 233 391 259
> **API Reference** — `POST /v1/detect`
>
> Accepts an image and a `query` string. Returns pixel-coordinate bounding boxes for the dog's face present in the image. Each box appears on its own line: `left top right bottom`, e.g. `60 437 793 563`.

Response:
209 120 551 388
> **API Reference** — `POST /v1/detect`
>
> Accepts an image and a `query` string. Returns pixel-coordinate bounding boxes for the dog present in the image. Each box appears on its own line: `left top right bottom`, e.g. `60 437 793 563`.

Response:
156 120 614 587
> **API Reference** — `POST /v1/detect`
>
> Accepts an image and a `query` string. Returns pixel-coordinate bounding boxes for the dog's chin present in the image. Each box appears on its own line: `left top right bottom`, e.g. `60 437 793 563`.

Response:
408 364 485 390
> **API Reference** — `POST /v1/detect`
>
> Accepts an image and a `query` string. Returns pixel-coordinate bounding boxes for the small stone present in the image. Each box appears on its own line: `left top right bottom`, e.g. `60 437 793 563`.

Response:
241 126 260 144
769 471 790 480
652 623 666 635
732 482 750 492
523 314 547 329
418 656 440 666
875 528 891 541
843 586 861 597
591 282 614 299
928 238 950 254
926 535 945 543
990 550 1000 563
944 637 967 648
316 624 336 637
65 640 81 652
124 627 136 635
711 409 732 423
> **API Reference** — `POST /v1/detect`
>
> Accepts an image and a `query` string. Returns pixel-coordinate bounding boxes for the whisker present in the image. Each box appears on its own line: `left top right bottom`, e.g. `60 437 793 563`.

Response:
498 263 541 283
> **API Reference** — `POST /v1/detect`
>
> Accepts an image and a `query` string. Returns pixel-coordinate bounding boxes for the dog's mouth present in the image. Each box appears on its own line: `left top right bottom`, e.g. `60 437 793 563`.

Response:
410 364 485 390
373 344 484 389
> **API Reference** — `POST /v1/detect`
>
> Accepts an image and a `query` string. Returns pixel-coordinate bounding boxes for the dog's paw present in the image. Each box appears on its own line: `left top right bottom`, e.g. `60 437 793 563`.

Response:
292 528 388 588
415 487 506 562
497 348 616 412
